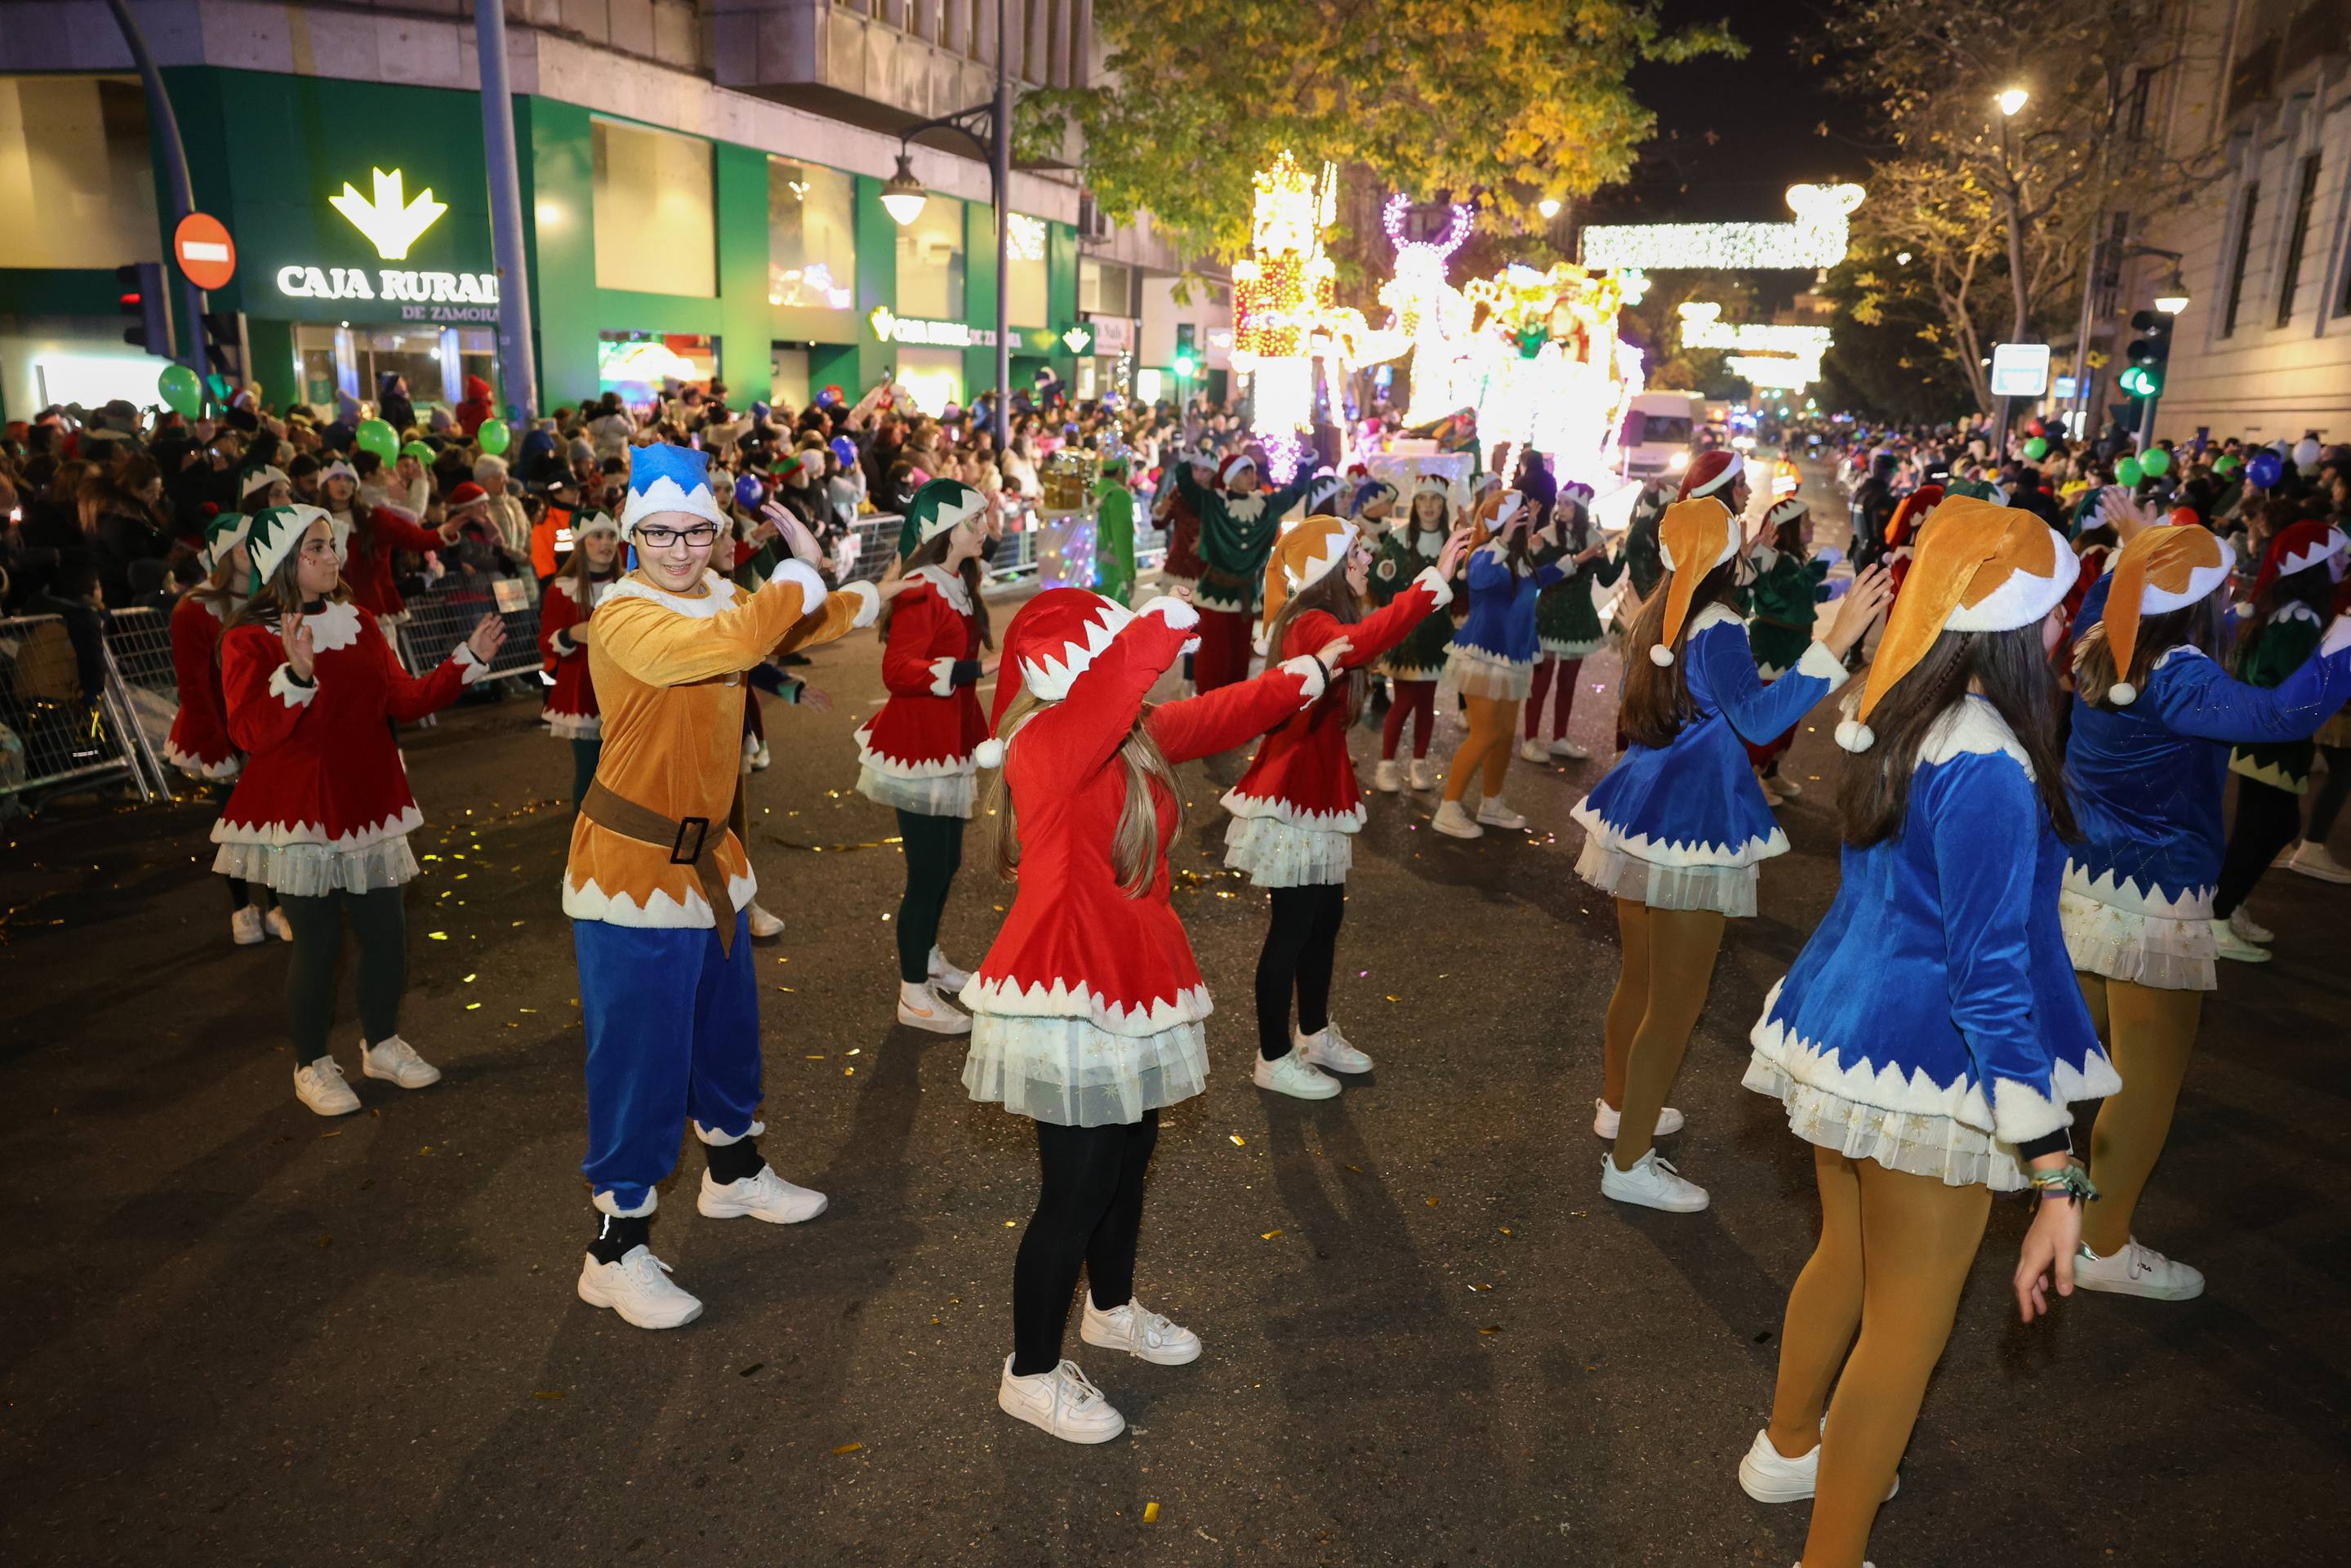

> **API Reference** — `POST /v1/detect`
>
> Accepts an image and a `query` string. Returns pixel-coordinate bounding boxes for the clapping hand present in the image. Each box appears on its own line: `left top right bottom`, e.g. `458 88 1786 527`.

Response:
761 501 823 568
280 611 315 682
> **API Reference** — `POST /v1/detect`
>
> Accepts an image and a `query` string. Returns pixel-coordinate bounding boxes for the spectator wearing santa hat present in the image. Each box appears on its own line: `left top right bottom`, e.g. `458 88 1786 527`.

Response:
960 586 1346 1444
1570 496 1890 1213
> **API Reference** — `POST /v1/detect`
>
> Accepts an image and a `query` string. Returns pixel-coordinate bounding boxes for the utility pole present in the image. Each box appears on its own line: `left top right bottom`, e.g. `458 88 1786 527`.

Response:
101 0 209 395
474 0 541 422
992 0 1012 449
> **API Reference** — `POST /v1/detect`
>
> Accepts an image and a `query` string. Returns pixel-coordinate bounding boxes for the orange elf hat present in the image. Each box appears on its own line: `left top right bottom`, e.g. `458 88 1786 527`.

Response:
1835 495 2078 752
1651 497 1742 667
1259 514 1358 650
2100 524 2234 705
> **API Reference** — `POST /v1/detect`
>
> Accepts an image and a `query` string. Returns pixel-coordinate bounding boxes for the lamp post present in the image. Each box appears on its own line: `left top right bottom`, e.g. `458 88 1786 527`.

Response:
882 0 1014 449
1988 86 2031 454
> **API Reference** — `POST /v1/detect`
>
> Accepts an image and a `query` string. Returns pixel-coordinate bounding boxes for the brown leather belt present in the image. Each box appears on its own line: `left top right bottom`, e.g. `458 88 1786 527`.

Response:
581 777 743 956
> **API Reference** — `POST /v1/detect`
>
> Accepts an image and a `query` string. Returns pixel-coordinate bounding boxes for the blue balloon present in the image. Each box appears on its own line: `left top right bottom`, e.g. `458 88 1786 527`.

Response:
734 474 766 510
2247 451 2284 488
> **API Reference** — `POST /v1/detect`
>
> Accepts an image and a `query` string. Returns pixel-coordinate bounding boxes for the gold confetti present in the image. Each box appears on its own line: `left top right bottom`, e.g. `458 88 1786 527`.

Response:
832 1442 863 1455
1467 1283 1491 1292
805 1054 826 1060
1479 1325 1502 1334
466 1002 482 1011
844 1067 855 1076
1143 1502 1160 1524
1005 1220 1017 1227
418 1146 433 1156
462 973 477 983
532 1390 563 1400
1261 1229 1284 1240
1425 1196 1439 1207
1498 1227 1513 1236
1229 1134 1245 1147
428 931 447 941
846 1049 861 1056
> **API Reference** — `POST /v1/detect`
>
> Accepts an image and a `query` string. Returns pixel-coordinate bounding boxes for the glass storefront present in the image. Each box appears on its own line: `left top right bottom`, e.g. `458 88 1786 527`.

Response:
770 345 811 408
894 345 965 416
599 331 718 403
292 323 496 414
895 194 966 322
768 158 857 311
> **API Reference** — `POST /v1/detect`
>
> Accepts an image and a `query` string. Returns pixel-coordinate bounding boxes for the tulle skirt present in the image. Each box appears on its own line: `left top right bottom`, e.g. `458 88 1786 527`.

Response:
962 1011 1211 1127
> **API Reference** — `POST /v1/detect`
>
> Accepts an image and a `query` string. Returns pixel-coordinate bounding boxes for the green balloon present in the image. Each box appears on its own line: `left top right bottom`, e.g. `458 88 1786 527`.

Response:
2024 436 2049 461
2214 453 2241 476
158 363 203 418
2116 456 2144 487
354 418 399 463
401 440 434 462
476 417 511 456
2139 445 2173 477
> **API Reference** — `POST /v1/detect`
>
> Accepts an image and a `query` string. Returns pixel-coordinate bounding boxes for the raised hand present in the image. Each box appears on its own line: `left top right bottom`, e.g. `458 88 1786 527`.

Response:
1823 564 1894 658
1436 524 1476 580
465 612 507 664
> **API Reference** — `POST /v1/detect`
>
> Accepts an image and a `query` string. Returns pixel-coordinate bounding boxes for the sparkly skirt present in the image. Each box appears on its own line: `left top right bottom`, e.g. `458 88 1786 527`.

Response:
1574 834 1757 918
1742 1054 2030 1192
856 762 978 819
212 833 421 898
1223 813 1353 889
2059 890 2215 992
1443 645 1534 702
962 1011 1211 1127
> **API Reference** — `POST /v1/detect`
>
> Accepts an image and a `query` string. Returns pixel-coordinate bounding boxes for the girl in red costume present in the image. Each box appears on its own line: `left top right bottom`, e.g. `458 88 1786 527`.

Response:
319 457 461 624
1222 513 1471 1098
537 506 622 813
213 505 505 1116
961 586 1351 1445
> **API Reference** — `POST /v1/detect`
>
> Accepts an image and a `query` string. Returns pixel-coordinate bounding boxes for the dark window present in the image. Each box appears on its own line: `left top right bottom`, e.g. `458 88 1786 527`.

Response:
2124 67 2156 140
2277 154 2322 327
2223 181 2261 337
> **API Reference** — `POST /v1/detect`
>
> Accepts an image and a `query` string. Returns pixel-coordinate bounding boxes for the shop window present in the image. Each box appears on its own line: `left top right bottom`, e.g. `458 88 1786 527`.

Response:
895 345 965 415
896 195 967 320
593 119 716 298
599 331 718 403
0 76 159 269
1007 213 1049 327
1080 258 1132 317
772 345 812 408
768 158 857 310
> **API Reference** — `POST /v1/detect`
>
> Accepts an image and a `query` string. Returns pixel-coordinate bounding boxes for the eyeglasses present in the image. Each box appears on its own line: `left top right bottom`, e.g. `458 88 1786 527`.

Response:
635 523 719 548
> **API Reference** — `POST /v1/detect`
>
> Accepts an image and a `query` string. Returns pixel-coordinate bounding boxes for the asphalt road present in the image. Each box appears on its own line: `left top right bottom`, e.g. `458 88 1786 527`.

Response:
3 461 2348 1566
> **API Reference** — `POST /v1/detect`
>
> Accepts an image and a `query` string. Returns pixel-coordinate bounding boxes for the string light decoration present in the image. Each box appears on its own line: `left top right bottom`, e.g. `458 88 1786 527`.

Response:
1231 153 1344 481
1005 212 1048 262
1679 302 1832 391
1579 184 1866 271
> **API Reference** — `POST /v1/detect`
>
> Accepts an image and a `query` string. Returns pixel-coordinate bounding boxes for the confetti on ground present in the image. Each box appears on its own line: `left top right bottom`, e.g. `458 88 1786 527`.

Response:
1425 1196 1439 1207
462 973 476 983
428 931 447 941
1143 1502 1160 1524
1480 1325 1503 1334
1005 1220 1017 1227
1229 1134 1245 1146
1261 1229 1284 1240
1498 1227 1513 1236
832 1442 863 1455
846 1048 860 1055
466 1002 482 1011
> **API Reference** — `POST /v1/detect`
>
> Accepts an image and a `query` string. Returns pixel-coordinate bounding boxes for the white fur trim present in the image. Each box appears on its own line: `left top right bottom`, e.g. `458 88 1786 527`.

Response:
1017 599 1135 702
453 643 488 686
1278 654 1329 704
561 866 759 928
1748 978 2119 1145
279 599 364 653
1945 537 2079 632
1569 797 1787 869
621 473 727 534
2060 859 2211 920
692 1118 766 1147
959 973 1213 1036
542 710 602 739
167 745 243 780
2139 549 2234 614
1409 563 1457 609
1792 639 1847 686
1139 593 1200 632
1220 785 1365 833
2108 681 2139 706
594 1188 657 1218
1685 451 1743 497
853 719 977 780
973 737 1005 768
1835 719 1875 752
840 578 881 630
906 562 973 615
269 664 318 708
2277 529 2348 580
602 571 740 619
767 558 826 606
1919 697 2034 777
927 657 960 697
1283 521 1358 595
212 801 421 853
1648 643 1676 667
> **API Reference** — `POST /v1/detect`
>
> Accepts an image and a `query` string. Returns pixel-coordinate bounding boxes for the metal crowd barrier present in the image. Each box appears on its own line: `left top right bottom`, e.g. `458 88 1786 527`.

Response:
0 612 161 809
393 586 545 726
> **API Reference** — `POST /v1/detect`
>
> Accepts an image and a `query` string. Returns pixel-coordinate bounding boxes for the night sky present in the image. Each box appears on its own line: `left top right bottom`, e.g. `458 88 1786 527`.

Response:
1583 0 1867 225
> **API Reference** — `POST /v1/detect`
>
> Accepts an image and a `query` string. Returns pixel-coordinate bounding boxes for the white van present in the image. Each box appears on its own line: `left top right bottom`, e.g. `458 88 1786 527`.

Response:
1618 391 1706 481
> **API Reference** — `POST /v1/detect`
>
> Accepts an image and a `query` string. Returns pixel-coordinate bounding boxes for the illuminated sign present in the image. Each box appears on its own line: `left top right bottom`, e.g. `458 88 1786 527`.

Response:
332 167 449 261
275 265 501 323
1062 326 1093 354
868 305 996 348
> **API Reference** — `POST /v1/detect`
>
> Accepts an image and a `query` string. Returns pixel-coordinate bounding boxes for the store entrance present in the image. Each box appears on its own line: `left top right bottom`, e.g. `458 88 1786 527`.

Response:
293 323 496 420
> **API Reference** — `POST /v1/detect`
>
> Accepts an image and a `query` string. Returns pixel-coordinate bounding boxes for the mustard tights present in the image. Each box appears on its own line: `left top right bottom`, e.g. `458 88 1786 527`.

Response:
1601 898 1725 1169
1441 695 1521 804
1763 1145 1993 1568
2074 972 2202 1256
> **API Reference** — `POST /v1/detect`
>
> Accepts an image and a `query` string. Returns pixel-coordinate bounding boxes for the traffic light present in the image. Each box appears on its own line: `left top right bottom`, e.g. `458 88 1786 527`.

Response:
200 310 243 378
2120 309 2171 399
116 261 172 355
1173 322 1199 379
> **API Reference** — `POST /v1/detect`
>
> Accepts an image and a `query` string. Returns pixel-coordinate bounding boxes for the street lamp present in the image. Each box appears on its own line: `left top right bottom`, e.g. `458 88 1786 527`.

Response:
879 0 1015 446
2153 262 2191 314
1537 197 1562 220
1997 86 2030 117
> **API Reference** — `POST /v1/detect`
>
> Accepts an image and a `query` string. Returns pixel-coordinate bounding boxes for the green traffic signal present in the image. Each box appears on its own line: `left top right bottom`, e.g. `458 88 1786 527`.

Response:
2119 365 2162 397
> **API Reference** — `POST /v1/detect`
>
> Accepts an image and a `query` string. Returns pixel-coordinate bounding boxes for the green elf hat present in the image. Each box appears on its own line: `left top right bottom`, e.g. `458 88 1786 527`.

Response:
896 476 989 559
246 503 334 591
199 510 253 572
1944 476 2010 506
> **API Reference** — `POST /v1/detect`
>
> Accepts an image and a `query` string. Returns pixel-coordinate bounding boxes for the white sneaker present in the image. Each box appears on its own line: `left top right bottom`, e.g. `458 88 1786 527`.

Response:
697 1165 827 1224
1408 758 1438 791
362 1035 442 1088
1518 737 1547 763
1374 759 1403 793
2288 841 2351 883
743 736 771 772
997 1356 1125 1444
746 902 785 938
2073 1238 2206 1301
1298 1022 1373 1074
577 1245 704 1330
265 905 294 940
2210 916 2271 964
1080 1298 1203 1365
1253 1049 1342 1100
1592 1098 1685 1138
1432 799 1484 839
2230 907 2275 945
1547 737 1590 760
1737 1427 1899 1503
1476 797 1529 831
897 979 972 1034
1601 1149 1709 1212
231 906 265 946
292 1055 361 1116
928 946 973 991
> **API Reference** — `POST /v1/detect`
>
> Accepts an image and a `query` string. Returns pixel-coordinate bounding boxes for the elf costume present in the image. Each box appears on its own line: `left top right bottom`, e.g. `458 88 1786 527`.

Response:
1092 456 1138 608
165 511 253 782
537 507 622 812
1172 452 1320 691
565 444 880 1332
213 504 490 1114
1525 481 1623 757
854 478 992 1032
1370 476 1460 784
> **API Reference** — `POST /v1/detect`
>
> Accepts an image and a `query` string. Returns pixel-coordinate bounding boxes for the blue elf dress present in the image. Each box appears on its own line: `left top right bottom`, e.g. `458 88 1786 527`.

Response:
1442 541 1565 700
1570 604 1846 916
1745 698 2121 1189
2064 637 2351 991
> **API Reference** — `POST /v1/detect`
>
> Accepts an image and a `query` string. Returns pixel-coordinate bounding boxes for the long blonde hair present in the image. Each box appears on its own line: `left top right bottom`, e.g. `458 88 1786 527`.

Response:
986 686 1182 897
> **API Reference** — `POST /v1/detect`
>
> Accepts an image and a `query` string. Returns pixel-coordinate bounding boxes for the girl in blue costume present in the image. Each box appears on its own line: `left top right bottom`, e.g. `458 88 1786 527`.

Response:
1738 496 2118 1568
2063 520 2351 1301
1570 497 1890 1212
1430 490 1564 840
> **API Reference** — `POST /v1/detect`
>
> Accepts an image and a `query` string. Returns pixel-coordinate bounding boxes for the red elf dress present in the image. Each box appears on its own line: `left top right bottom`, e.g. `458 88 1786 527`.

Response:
166 589 246 780
855 564 989 816
538 569 619 739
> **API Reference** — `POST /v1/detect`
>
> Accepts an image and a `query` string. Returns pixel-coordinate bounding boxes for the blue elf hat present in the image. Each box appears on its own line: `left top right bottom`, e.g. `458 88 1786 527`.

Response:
620 443 728 537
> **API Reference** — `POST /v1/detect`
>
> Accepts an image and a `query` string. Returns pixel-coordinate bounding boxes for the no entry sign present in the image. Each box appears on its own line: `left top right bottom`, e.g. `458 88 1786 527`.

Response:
173 212 237 291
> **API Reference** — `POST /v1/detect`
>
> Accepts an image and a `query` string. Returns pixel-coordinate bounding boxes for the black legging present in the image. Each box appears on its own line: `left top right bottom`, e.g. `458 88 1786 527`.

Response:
1253 882 1346 1061
2307 744 2351 843
208 782 271 910
895 808 965 983
2215 777 2304 918
276 884 407 1061
1010 1111 1159 1376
